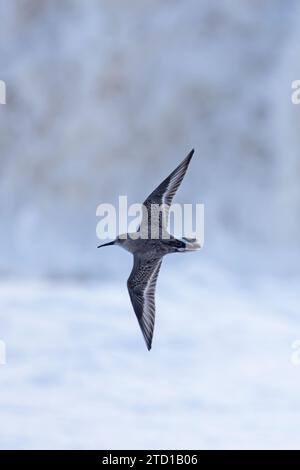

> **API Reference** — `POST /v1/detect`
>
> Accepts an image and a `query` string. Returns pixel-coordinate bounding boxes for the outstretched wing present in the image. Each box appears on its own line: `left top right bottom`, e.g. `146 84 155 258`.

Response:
138 149 194 238
127 254 163 350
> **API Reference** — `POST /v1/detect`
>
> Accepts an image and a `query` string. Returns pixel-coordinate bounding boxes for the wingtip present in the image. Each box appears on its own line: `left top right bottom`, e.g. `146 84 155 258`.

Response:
187 148 195 160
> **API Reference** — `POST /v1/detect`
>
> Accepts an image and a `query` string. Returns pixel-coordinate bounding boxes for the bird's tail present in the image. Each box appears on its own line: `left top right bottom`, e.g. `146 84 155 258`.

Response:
166 237 201 252
181 237 201 251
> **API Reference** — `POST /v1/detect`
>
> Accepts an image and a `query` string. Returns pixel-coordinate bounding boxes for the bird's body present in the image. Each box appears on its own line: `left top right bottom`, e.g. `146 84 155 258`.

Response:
98 149 201 350
116 235 186 255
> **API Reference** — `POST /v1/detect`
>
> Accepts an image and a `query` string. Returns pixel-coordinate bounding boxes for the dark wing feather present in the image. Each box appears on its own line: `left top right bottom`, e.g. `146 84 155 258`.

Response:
127 254 163 350
138 149 194 237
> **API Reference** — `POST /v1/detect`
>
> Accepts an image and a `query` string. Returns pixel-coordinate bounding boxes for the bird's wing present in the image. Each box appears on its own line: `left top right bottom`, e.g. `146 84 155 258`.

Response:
127 254 163 350
138 149 194 237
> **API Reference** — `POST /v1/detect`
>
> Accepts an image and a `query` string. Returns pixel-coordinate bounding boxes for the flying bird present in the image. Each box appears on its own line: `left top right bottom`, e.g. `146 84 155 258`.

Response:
98 149 201 350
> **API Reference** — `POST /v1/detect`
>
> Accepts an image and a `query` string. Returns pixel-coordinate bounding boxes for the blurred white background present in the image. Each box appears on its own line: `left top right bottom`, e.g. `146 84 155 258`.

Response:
0 0 299 449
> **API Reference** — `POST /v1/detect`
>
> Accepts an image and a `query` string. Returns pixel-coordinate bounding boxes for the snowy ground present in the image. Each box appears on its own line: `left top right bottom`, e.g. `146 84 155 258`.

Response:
0 258 299 450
